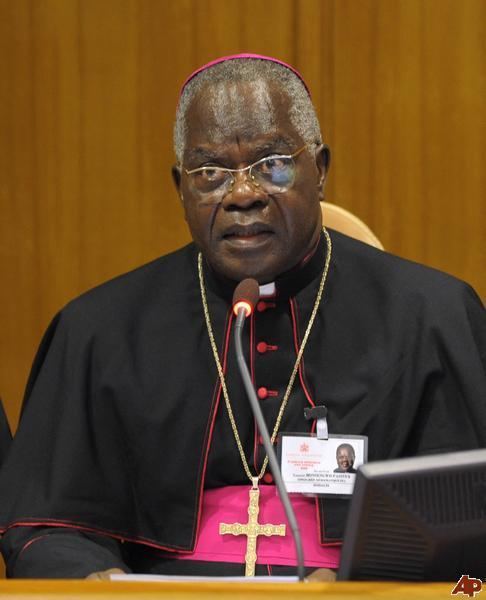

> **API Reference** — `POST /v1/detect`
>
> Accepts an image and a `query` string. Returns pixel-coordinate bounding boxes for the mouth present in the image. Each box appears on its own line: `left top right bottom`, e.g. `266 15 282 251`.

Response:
221 223 275 247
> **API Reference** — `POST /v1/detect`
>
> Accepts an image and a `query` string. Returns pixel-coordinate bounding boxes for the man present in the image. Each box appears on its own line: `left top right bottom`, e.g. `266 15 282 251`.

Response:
0 54 485 579
334 444 357 474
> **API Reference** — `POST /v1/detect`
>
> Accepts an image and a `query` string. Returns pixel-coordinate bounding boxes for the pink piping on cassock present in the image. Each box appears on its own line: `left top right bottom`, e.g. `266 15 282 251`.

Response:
193 308 235 547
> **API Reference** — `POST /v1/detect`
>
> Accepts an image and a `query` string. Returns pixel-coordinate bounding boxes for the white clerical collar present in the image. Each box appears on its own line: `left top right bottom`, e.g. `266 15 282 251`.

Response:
259 282 276 297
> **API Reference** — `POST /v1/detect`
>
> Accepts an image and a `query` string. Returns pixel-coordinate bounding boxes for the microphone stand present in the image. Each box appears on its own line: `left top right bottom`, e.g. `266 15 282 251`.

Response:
234 308 306 582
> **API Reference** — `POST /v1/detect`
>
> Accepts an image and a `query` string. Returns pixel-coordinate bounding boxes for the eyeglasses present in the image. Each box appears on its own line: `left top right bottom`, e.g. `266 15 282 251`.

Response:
184 145 308 196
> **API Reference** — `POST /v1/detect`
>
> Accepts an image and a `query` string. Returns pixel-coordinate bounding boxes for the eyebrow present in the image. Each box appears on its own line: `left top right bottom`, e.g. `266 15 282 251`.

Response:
252 136 296 155
184 136 298 167
184 147 221 165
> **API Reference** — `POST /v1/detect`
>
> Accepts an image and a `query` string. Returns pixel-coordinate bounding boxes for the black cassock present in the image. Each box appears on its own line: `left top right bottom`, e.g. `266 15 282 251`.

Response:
1 231 485 577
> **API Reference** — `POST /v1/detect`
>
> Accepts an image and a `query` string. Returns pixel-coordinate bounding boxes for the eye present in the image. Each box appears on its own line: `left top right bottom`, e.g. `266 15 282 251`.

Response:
199 167 225 182
190 167 228 193
259 156 288 174
194 168 224 183
254 155 294 188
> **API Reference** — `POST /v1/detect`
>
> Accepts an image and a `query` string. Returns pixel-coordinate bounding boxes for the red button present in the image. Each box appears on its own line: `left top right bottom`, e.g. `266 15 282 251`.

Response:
257 301 267 312
257 341 268 353
257 387 268 399
257 341 278 354
263 473 274 484
257 301 276 312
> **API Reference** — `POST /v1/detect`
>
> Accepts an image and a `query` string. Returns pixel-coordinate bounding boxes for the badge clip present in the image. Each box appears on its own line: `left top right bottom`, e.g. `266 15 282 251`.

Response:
304 405 328 440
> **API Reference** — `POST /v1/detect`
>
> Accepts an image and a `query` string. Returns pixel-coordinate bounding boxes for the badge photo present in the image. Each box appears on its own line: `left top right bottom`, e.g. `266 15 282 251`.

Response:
279 434 368 497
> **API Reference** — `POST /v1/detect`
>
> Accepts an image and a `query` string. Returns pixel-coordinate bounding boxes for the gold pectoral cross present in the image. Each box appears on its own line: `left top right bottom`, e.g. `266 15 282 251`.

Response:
219 477 286 577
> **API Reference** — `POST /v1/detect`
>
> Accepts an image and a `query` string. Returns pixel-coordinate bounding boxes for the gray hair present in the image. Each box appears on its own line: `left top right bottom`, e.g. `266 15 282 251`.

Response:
174 58 322 163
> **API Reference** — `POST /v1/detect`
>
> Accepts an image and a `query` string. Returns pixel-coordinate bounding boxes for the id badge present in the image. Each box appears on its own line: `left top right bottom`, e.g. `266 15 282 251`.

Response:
279 433 368 497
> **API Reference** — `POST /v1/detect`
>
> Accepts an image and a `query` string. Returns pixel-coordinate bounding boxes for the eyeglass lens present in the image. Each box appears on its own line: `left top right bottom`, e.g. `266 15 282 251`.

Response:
190 156 296 195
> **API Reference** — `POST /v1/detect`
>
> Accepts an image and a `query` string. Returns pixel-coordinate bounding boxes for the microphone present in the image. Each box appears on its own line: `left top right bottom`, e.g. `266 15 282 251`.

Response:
232 279 306 582
232 278 260 319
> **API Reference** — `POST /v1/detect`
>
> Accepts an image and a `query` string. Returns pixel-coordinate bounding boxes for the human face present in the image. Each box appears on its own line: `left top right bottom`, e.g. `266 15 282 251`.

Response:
173 79 328 283
337 449 354 471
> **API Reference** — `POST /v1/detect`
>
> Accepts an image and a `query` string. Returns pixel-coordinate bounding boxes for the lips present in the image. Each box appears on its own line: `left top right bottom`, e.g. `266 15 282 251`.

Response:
222 222 274 239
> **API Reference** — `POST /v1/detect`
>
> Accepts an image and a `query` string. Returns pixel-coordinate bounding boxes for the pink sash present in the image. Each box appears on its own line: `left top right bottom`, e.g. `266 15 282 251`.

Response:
175 485 341 568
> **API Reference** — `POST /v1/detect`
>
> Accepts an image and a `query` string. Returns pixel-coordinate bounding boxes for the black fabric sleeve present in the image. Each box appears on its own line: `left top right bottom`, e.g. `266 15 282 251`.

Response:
1 526 131 578
403 281 486 456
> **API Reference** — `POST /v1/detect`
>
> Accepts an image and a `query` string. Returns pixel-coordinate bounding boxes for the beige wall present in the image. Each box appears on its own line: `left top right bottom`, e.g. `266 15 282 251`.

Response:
1 0 485 429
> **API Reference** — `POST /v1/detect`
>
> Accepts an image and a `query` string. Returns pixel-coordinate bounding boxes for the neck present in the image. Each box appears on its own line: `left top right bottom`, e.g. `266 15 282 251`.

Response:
202 230 328 302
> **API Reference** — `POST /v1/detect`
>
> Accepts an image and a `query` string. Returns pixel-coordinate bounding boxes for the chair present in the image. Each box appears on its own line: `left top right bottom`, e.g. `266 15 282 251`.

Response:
321 202 384 250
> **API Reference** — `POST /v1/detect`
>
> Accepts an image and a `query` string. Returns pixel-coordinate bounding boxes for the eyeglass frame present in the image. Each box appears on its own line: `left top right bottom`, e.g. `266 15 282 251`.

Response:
183 144 309 197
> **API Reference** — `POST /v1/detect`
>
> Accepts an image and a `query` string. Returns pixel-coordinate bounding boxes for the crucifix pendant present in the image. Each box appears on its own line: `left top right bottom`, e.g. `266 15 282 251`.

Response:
219 477 286 577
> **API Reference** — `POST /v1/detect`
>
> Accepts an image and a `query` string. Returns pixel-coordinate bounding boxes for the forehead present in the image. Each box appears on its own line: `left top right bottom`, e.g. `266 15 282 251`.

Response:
184 79 300 154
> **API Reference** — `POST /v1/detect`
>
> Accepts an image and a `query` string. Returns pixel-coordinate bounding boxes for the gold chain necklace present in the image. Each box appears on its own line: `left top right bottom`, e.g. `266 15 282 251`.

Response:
198 227 332 576
198 227 332 482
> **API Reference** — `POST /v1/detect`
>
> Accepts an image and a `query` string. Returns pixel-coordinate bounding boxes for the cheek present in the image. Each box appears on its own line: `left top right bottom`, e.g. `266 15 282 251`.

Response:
183 204 216 248
186 212 203 242
282 197 320 239
181 201 201 238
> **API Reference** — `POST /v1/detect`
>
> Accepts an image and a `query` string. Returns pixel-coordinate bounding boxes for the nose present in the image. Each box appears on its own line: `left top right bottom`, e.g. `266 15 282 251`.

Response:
221 171 268 210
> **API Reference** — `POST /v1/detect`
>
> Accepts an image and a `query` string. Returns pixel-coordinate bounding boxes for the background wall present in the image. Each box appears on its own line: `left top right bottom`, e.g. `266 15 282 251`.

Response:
1 0 485 430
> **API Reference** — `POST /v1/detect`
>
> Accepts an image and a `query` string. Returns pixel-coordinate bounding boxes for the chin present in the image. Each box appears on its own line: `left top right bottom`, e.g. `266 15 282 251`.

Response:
217 261 280 285
227 269 275 285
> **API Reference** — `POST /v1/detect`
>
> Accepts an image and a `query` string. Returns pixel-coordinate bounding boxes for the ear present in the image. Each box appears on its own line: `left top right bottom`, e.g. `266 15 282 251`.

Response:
171 164 184 205
315 144 331 200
